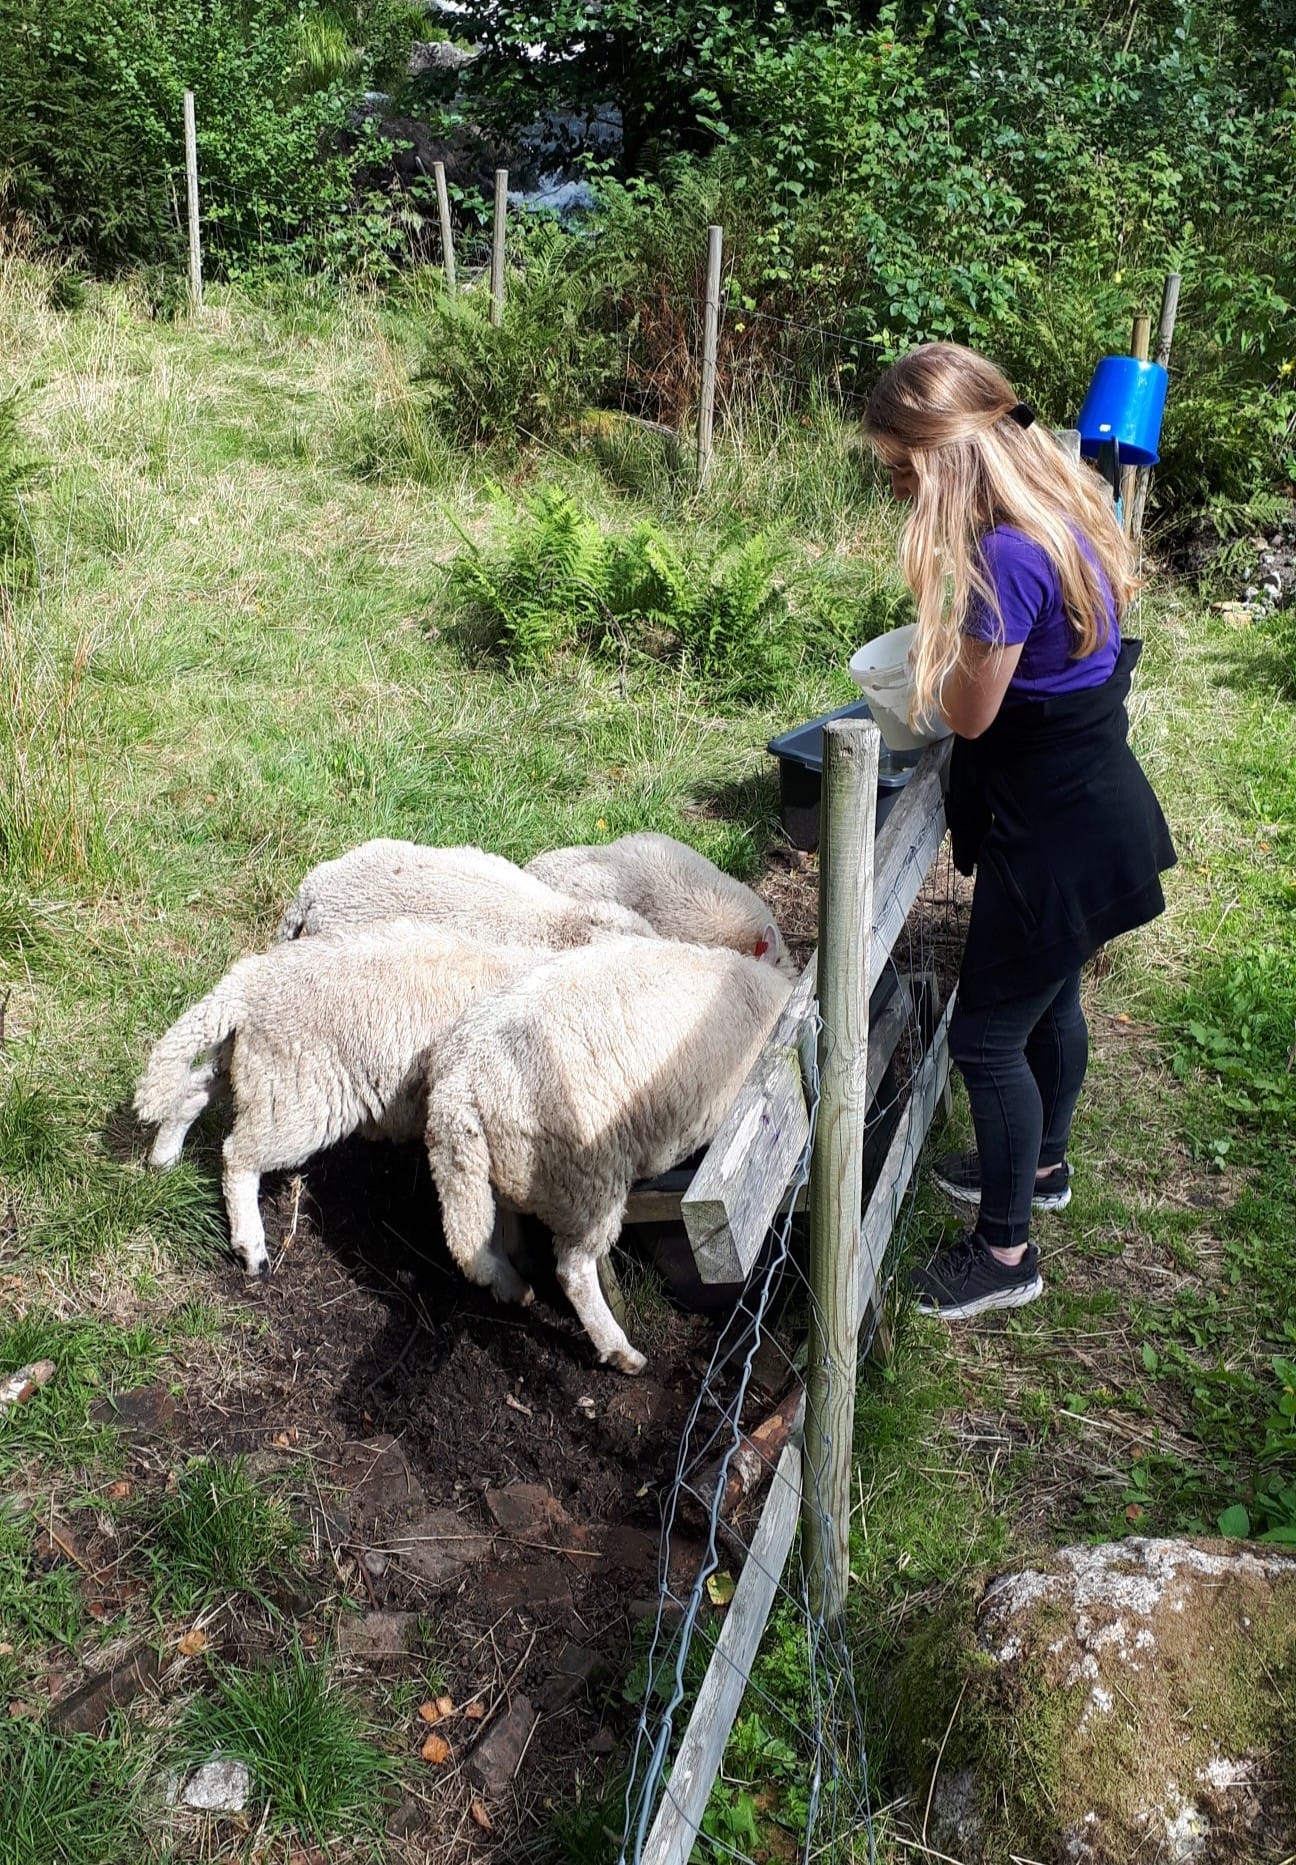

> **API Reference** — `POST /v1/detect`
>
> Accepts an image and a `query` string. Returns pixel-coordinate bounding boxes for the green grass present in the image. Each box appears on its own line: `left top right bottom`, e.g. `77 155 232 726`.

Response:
181 1643 396 1845
3 257 1295 1862
147 1456 303 1611
0 1718 151 1865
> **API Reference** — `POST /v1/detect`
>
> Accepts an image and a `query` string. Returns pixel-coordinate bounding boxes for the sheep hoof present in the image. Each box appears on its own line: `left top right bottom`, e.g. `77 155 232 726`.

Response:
605 1345 647 1377
239 1252 271 1280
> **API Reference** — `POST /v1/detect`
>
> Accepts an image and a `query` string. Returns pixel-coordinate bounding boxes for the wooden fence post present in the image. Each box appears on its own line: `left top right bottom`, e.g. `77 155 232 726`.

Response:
1129 273 1182 545
183 90 202 311
1121 312 1150 531
433 161 456 294
490 168 508 328
696 224 723 483
802 718 881 1626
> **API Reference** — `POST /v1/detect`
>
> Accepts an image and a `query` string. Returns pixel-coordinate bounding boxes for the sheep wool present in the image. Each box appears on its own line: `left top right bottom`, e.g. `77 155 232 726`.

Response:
424 936 793 1374
276 838 655 947
134 923 538 1277
526 830 793 973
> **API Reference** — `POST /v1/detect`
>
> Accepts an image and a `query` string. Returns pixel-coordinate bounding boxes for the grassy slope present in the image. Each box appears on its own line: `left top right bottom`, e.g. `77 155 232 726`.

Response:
1 258 1293 1859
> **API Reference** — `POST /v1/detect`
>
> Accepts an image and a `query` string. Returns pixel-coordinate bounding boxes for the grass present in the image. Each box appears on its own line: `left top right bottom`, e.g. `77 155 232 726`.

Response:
146 1455 304 1611
180 1643 396 1845
0 1718 151 1865
1 242 1294 1859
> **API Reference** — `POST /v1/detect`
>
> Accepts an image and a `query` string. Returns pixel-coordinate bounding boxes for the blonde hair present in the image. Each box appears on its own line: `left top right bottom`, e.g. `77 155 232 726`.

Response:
862 343 1138 720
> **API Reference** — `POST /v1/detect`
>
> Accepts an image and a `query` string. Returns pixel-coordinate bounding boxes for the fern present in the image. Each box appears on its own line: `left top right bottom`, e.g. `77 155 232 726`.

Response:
448 488 797 696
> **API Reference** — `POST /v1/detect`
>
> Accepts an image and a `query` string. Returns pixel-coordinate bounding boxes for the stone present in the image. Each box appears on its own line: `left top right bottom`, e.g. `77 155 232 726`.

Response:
48 1646 159 1735
466 1694 538 1795
336 1610 419 1661
183 1759 250 1812
331 1436 425 1527
538 1641 608 1713
90 1386 177 1449
912 1538 1296 1865
483 1483 576 1541
389 1508 491 1587
476 1562 573 1616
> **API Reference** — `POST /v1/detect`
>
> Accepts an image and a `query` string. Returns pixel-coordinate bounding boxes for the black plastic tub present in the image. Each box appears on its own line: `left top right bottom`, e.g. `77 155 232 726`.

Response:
767 698 922 851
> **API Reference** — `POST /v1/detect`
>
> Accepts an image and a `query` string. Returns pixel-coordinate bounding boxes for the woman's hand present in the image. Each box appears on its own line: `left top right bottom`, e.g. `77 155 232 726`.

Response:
938 636 1024 738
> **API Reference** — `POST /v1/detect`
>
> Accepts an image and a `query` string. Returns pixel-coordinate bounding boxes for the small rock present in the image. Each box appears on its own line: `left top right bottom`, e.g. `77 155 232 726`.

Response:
48 1646 159 1735
389 1508 491 1586
466 1693 538 1795
336 1610 419 1661
477 1562 573 1616
89 1386 177 1449
386 1796 426 1840
362 1549 387 1578
483 1483 575 1541
183 1758 250 1812
538 1641 607 1713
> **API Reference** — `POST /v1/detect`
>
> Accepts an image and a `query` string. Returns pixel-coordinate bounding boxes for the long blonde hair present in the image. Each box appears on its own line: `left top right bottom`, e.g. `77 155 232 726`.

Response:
862 343 1138 719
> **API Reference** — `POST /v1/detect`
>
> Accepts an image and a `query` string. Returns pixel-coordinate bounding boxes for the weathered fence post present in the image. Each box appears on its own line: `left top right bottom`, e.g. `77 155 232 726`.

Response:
490 168 508 328
1120 311 1151 532
802 718 881 1625
696 224 723 483
433 161 456 294
183 89 202 311
1129 273 1182 545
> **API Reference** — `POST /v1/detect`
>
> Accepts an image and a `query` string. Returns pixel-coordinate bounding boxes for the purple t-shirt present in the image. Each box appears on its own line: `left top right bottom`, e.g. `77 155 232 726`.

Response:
964 525 1120 700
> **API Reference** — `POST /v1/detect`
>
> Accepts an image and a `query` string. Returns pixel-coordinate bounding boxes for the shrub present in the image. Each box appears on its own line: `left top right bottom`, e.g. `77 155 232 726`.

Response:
414 224 624 448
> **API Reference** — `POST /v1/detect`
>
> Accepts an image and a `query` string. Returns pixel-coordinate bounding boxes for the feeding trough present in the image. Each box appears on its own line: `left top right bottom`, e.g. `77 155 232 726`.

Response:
767 698 918 851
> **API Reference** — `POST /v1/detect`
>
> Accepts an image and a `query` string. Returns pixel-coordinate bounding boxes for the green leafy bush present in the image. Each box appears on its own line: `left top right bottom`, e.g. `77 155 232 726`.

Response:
449 484 795 695
415 225 624 448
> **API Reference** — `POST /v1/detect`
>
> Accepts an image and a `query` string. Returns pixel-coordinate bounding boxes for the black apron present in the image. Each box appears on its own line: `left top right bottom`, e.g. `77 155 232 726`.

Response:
946 638 1177 1010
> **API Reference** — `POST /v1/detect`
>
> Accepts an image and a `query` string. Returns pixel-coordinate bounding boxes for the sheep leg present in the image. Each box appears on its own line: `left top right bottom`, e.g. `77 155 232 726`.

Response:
222 1146 270 1278
553 1224 646 1376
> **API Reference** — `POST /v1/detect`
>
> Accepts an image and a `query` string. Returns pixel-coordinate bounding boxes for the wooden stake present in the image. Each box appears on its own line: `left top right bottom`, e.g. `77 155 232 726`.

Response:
802 718 880 1627
1129 273 1182 544
1121 312 1150 531
183 90 202 311
696 224 723 483
433 161 456 294
490 168 507 328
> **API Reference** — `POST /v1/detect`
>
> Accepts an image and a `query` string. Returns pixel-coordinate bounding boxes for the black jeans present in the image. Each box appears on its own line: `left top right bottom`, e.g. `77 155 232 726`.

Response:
947 970 1088 1249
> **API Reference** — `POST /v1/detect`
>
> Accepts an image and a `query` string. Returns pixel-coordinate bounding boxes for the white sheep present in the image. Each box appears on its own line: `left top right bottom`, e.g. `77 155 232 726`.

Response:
134 923 538 1277
424 937 792 1374
526 830 793 973
276 839 655 947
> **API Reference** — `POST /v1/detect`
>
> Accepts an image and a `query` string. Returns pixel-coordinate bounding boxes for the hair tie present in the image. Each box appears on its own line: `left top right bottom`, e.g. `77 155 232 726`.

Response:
1007 402 1036 429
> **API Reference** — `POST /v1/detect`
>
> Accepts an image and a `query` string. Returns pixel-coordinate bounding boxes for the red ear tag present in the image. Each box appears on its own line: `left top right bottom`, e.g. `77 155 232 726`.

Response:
753 938 770 959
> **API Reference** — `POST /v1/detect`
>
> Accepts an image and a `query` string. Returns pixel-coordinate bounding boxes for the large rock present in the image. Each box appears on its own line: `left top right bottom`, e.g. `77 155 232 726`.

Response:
902 1539 1296 1865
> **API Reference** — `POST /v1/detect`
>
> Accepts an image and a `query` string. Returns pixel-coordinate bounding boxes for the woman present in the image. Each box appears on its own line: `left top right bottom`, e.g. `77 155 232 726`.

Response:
863 342 1176 1319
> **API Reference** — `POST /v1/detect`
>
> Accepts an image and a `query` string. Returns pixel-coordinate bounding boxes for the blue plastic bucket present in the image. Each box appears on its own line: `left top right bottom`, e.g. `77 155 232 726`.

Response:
1076 356 1169 467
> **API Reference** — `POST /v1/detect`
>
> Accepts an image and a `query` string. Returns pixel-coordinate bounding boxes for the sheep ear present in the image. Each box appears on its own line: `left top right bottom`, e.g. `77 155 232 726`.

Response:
753 923 782 966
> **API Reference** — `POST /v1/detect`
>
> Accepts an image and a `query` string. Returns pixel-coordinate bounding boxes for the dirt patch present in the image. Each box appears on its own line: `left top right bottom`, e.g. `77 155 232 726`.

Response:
136 1138 723 1859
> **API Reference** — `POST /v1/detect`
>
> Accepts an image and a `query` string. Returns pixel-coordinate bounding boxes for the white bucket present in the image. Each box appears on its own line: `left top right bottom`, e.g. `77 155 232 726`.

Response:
848 624 952 753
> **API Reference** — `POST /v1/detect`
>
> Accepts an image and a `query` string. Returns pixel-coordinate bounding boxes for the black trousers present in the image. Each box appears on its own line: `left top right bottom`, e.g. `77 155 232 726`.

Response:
947 969 1088 1248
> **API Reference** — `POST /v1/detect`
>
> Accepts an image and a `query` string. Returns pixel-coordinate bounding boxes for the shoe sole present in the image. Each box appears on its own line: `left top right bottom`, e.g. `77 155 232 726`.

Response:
931 1174 1072 1214
915 1274 1045 1320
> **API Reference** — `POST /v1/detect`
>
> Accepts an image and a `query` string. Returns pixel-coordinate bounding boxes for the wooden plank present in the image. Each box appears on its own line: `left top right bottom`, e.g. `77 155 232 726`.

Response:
803 720 880 1623
490 168 507 327
856 989 955 1341
681 965 816 1283
433 161 456 293
866 738 951 993
639 1441 802 1865
183 90 202 310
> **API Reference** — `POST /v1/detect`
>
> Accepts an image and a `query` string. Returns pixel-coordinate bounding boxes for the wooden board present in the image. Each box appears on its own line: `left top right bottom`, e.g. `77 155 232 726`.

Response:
866 739 950 994
856 988 955 1339
681 966 816 1284
638 1441 803 1865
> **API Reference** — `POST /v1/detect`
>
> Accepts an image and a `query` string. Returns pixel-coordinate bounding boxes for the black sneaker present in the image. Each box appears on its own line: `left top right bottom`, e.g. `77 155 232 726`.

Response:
930 1152 1072 1213
909 1233 1044 1319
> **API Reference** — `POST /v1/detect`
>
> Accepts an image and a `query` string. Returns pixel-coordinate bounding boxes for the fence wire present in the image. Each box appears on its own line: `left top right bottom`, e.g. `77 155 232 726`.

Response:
618 836 970 1864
